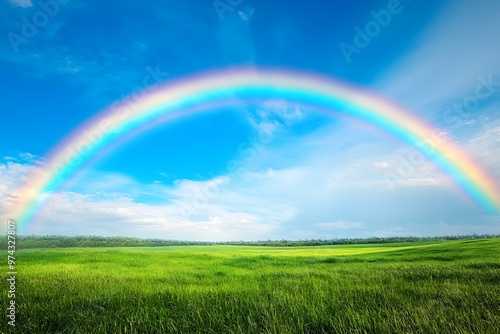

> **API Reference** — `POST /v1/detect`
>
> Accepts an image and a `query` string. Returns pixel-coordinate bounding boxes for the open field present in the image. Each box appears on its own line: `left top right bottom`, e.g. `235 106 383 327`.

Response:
2 239 500 333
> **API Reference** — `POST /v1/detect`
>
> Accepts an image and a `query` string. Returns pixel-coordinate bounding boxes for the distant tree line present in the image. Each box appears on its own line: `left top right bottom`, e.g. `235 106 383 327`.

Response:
0 234 499 249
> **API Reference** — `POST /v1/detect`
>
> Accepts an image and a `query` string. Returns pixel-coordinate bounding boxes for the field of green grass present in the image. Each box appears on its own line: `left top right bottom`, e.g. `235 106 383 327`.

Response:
2 239 500 333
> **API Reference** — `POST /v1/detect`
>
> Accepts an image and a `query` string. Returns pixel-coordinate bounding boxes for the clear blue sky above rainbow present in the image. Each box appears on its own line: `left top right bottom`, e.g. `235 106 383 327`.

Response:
1 0 499 240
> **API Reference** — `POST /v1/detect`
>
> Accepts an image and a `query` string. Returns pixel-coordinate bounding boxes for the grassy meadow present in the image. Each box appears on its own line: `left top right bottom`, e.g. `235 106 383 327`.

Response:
2 239 500 333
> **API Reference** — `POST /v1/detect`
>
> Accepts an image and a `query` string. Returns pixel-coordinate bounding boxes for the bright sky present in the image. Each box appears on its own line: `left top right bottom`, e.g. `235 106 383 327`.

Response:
1 0 499 241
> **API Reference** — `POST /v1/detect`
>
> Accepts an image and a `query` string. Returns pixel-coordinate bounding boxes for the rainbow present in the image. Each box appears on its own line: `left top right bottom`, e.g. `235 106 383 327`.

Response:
9 68 500 231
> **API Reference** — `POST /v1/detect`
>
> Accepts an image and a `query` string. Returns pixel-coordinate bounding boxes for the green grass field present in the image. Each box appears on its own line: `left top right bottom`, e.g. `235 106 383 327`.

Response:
2 239 500 333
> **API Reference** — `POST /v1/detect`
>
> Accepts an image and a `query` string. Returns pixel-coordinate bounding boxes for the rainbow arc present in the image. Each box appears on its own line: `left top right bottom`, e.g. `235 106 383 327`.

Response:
9 68 500 232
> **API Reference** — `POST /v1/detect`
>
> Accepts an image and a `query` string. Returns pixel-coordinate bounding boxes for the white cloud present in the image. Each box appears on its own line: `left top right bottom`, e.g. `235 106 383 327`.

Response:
0 155 286 240
3 183 282 241
373 161 390 169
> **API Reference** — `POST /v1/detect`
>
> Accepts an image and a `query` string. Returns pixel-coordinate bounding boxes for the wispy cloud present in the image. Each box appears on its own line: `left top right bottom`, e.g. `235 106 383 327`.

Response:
316 221 365 229
465 121 500 180
376 0 500 115
238 6 255 22
8 0 32 8
373 161 390 169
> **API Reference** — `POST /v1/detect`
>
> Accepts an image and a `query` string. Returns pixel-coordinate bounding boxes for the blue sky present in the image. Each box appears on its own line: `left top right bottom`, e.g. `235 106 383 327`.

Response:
1 0 499 240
